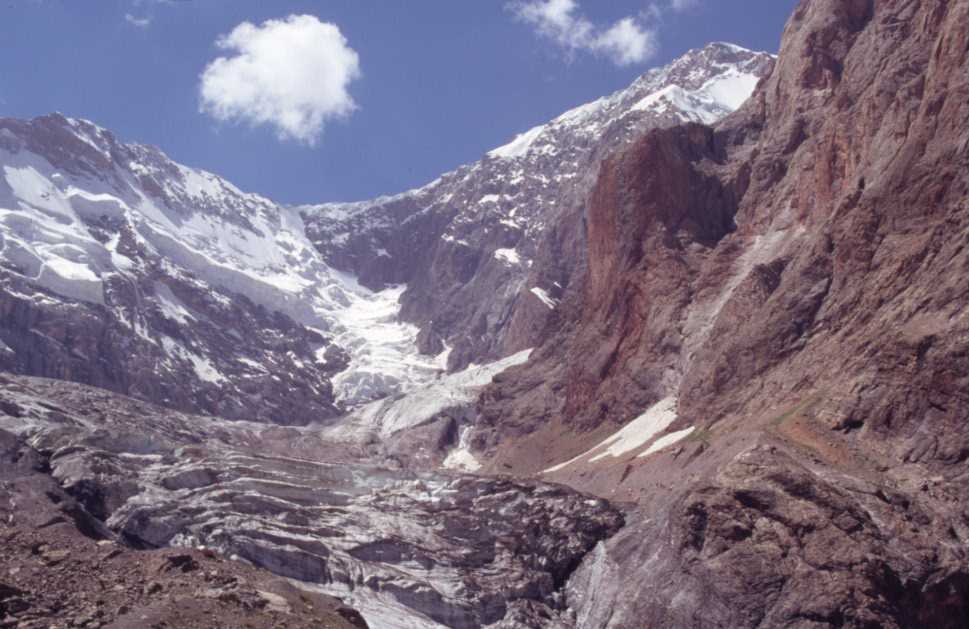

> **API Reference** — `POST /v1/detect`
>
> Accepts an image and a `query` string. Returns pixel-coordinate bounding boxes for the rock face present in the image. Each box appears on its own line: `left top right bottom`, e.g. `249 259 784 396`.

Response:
0 374 622 628
0 113 466 414
481 0 969 474
301 43 774 370
471 0 969 626
568 441 969 629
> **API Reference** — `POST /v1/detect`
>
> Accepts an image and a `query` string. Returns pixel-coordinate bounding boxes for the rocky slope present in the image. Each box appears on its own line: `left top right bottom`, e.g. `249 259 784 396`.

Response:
470 0 969 626
301 43 774 370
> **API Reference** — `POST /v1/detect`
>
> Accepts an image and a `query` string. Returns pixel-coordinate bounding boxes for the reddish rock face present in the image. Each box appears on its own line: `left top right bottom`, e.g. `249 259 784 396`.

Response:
482 0 969 468
477 1 969 624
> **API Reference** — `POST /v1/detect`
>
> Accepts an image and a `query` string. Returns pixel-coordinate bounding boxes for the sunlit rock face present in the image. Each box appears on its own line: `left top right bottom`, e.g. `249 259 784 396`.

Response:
472 0 969 626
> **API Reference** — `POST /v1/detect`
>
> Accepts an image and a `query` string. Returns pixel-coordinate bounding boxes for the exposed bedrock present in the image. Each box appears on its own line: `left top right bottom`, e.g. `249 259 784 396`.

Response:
473 0 969 626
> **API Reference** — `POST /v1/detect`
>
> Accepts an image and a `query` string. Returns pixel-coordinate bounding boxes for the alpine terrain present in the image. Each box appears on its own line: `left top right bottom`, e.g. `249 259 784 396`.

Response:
1 0 968 627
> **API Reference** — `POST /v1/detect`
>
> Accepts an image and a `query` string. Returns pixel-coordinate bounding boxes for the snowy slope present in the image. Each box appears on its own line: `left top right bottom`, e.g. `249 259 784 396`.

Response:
0 114 446 410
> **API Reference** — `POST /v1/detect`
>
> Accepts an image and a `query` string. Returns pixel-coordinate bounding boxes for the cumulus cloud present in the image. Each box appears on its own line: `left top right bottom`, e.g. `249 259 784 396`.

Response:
509 0 658 66
198 15 361 145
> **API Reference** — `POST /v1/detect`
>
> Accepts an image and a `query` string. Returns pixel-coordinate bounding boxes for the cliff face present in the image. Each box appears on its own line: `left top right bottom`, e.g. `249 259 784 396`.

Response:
476 0 969 625
679 0 969 462
481 0 969 471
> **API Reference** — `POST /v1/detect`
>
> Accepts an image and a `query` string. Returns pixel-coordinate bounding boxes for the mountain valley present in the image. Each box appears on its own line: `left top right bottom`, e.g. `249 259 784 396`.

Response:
2 0 969 627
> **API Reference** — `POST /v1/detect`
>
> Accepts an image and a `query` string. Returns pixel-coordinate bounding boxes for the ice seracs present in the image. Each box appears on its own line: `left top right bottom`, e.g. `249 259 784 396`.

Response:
327 349 533 444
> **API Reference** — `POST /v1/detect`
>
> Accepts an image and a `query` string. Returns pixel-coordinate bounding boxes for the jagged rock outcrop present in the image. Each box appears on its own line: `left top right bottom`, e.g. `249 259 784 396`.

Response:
471 0 969 626
567 440 969 628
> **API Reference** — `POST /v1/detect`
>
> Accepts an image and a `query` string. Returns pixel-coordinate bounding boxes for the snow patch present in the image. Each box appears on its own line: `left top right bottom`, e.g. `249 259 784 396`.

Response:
161 336 226 384
530 287 558 309
639 426 695 457
488 124 546 160
44 256 99 282
494 248 521 266
700 69 761 110
630 67 761 124
544 397 678 473
154 283 195 324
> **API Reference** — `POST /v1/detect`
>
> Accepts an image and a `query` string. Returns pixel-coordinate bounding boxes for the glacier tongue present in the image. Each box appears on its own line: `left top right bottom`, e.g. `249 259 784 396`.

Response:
298 43 775 378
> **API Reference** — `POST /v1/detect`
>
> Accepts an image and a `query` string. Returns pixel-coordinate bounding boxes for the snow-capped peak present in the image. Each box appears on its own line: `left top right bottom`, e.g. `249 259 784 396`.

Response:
486 42 770 163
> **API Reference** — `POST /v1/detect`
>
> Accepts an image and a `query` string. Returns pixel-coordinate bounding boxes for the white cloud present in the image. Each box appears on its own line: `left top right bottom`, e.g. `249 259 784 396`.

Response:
124 13 152 28
593 17 656 65
198 15 361 145
509 0 658 66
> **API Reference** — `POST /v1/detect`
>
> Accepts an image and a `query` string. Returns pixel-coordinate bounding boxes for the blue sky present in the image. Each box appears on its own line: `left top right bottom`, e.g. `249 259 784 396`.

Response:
0 1 798 204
